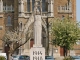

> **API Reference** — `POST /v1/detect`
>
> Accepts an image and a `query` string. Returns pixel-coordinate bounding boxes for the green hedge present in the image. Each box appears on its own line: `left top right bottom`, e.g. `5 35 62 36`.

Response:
0 56 6 60
63 56 74 60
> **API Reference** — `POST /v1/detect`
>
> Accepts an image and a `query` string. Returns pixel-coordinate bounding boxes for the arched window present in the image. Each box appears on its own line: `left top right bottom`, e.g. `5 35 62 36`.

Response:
27 0 30 12
6 16 12 26
26 0 47 12
42 0 46 12
32 0 35 11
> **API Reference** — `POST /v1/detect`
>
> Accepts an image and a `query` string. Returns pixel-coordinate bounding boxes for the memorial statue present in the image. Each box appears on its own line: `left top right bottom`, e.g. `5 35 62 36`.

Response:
30 1 45 60
33 1 42 47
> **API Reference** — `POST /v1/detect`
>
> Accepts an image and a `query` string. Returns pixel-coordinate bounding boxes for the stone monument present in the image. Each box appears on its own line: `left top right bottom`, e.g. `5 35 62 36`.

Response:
30 0 45 60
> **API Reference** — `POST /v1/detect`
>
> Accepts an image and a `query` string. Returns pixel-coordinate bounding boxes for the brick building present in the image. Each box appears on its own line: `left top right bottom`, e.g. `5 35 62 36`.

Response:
0 0 77 57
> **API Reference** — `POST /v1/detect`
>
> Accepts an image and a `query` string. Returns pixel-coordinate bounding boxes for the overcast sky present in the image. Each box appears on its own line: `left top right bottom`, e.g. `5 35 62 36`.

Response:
76 0 80 22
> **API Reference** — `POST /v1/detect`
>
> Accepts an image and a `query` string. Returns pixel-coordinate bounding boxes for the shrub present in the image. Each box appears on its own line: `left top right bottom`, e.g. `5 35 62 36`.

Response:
0 56 6 60
63 56 74 60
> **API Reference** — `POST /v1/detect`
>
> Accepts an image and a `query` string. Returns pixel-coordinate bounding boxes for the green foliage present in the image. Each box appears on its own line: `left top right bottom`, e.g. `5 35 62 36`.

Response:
0 56 6 60
63 56 74 60
51 18 80 50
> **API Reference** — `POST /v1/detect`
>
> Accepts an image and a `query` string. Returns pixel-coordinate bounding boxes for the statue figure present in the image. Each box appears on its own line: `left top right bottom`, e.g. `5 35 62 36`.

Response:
34 2 40 15
33 1 42 47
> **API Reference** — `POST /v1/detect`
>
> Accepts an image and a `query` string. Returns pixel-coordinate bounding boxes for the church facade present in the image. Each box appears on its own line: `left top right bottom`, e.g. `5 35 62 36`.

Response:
0 0 77 57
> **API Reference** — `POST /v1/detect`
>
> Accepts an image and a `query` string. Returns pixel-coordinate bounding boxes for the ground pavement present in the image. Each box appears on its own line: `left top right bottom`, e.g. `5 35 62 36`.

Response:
54 56 64 60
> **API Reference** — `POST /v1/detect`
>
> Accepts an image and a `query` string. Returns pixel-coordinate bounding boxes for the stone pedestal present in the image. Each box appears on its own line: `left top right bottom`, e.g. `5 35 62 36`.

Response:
30 47 45 60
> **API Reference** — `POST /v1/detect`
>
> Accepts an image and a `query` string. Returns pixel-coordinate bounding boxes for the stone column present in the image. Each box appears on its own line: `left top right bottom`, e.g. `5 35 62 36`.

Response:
21 0 24 13
48 0 54 17
0 0 3 12
21 0 24 16
19 0 24 17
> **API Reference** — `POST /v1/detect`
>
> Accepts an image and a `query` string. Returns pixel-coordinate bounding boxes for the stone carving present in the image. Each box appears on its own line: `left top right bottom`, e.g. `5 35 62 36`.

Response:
34 15 42 47
33 0 42 47
34 2 40 15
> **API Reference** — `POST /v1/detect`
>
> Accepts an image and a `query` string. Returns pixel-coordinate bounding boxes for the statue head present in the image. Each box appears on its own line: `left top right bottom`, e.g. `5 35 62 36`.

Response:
34 1 40 15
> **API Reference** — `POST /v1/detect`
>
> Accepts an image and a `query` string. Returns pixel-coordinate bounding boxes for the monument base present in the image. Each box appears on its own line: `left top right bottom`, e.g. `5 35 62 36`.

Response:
33 44 42 47
30 47 45 60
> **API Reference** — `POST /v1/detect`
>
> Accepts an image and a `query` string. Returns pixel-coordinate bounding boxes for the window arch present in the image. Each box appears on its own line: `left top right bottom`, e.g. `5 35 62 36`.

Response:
32 0 35 11
27 0 47 12
6 16 12 26
27 0 30 12
42 0 46 12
